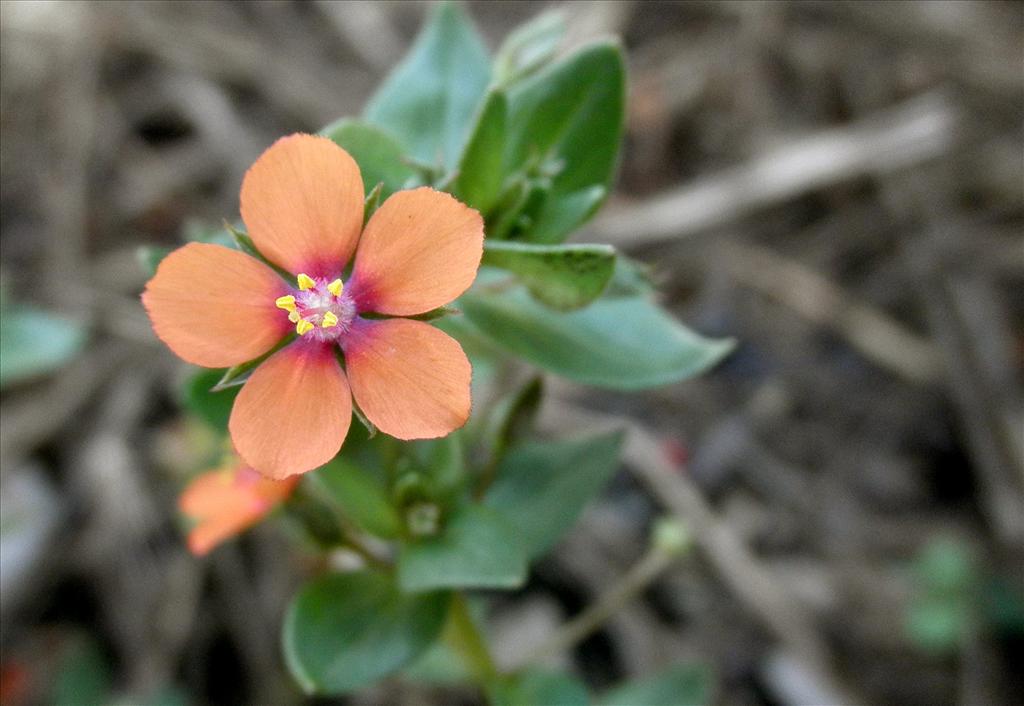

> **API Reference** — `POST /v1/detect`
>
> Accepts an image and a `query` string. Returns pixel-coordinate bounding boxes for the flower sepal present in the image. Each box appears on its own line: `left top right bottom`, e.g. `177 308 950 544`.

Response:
363 182 383 225
351 400 378 439
223 220 291 279
209 335 296 392
359 305 460 323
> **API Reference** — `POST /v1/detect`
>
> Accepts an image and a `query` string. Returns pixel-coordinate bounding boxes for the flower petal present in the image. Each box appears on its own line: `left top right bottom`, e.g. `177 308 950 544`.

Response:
179 465 299 555
188 513 254 556
179 469 258 555
229 343 351 479
240 134 364 277
178 468 240 518
344 318 471 439
142 243 289 367
349 187 483 316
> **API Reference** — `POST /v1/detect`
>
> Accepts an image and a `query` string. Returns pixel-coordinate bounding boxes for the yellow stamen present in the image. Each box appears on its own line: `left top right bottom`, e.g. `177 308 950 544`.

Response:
288 311 301 323
275 295 296 312
295 319 314 335
327 279 344 297
321 312 339 329
297 273 316 291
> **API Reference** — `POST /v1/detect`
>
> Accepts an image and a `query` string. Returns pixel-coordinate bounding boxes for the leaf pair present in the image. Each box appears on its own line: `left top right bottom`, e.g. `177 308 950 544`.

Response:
284 429 624 695
451 288 735 391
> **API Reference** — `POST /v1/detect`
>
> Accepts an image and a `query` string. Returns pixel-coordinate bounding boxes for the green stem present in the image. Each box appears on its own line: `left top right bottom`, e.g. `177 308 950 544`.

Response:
446 592 498 684
342 533 390 571
515 544 677 669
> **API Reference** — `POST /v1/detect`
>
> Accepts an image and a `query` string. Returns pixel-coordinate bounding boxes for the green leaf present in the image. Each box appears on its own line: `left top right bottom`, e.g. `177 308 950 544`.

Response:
310 457 402 539
0 306 87 388
363 182 384 226
983 577 1024 634
479 376 543 468
322 119 418 198
222 222 291 278
493 10 566 86
281 486 347 549
504 41 625 242
364 2 490 171
599 665 710 706
410 434 467 501
485 432 623 558
458 288 734 390
182 368 240 430
183 218 236 249
398 503 527 591
905 598 966 655
482 242 616 310
136 245 171 277
487 178 543 241
283 571 450 695
604 254 656 298
525 185 606 245
53 634 112 706
453 90 507 214
402 640 472 685
491 670 589 706
914 539 975 597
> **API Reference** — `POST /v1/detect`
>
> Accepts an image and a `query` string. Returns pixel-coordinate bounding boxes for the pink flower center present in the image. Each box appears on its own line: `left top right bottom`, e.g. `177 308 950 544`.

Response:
275 274 355 342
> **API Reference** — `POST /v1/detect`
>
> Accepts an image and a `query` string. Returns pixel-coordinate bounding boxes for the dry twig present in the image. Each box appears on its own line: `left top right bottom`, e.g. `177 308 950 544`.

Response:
590 92 956 246
539 395 865 706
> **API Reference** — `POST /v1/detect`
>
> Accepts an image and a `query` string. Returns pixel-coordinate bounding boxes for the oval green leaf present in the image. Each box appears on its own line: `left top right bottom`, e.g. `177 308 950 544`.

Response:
478 376 544 470
458 288 734 390
398 504 527 592
453 90 507 214
485 432 623 558
504 41 625 242
0 306 87 389
482 241 616 310
364 2 490 170
493 10 566 87
321 119 418 197
283 571 450 695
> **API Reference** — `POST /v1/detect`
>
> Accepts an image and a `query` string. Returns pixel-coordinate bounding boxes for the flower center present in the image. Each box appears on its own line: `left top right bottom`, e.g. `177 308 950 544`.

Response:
275 273 355 342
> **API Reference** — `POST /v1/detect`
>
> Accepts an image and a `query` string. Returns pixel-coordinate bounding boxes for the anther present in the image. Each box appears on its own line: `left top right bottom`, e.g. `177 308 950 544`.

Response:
327 279 344 297
295 319 314 335
297 273 316 291
275 295 296 312
288 311 301 323
321 312 339 329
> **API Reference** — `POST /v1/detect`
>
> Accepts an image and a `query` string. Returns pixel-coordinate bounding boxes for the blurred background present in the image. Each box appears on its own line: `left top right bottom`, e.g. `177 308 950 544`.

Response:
1 1 1022 705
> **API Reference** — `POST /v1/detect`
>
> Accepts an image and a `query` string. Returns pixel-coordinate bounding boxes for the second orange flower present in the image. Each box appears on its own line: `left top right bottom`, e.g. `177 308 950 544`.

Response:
143 134 483 479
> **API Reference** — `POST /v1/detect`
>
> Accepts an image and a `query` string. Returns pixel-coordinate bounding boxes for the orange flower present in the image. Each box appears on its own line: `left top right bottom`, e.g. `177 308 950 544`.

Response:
144 134 482 479
179 462 299 555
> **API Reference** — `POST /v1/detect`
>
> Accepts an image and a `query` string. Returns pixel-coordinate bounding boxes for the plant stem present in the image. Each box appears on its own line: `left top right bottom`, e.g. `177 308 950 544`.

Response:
341 533 390 570
516 543 677 668
446 592 499 684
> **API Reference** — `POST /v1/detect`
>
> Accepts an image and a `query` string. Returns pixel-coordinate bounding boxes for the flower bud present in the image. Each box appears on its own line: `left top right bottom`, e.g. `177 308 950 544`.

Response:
652 517 691 557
